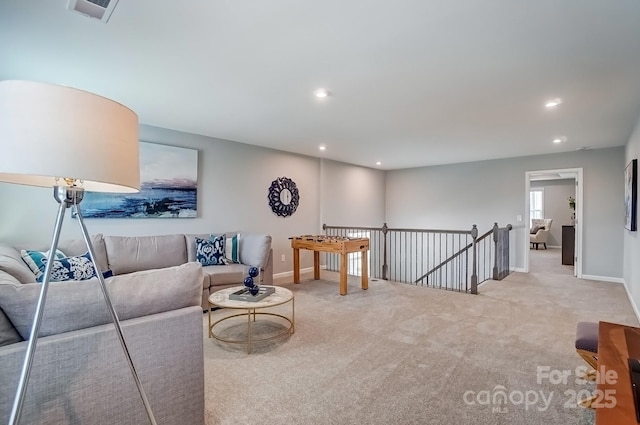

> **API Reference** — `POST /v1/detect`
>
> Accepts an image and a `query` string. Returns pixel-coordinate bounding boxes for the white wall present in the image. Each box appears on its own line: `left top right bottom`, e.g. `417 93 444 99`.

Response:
386 147 624 279
0 125 385 276
625 112 640 315
530 179 575 246
0 122 627 282
320 159 386 227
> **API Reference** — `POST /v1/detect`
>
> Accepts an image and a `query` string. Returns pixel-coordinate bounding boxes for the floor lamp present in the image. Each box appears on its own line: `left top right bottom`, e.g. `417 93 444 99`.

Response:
0 80 157 425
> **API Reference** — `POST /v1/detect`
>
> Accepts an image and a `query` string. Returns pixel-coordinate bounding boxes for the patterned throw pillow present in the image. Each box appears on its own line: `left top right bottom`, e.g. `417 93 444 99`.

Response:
530 225 545 234
195 235 226 266
47 252 98 282
225 233 241 264
20 249 67 281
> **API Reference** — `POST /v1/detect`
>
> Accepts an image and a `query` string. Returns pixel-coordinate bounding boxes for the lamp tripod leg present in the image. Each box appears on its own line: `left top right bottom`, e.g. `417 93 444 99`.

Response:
75 207 158 425
9 196 157 425
9 200 68 425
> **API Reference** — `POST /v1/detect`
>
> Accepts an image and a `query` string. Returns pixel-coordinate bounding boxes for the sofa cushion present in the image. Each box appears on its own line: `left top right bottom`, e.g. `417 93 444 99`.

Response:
203 263 246 286
104 234 187 275
0 262 203 340
20 249 66 281
0 273 23 346
239 233 272 269
195 236 226 266
58 233 110 273
0 245 37 283
0 307 22 347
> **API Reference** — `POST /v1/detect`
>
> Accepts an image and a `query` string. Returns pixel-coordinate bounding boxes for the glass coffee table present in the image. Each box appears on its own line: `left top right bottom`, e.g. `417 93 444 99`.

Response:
208 286 294 354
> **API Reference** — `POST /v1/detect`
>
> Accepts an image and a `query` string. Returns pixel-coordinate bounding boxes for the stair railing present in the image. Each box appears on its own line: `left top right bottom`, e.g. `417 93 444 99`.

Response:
322 222 512 294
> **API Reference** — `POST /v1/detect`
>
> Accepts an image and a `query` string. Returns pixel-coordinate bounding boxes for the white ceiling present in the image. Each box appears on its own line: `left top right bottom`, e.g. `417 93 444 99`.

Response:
2 1 640 170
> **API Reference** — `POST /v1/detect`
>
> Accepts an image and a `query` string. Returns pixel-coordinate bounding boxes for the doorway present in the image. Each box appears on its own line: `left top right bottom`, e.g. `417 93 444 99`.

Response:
524 168 583 277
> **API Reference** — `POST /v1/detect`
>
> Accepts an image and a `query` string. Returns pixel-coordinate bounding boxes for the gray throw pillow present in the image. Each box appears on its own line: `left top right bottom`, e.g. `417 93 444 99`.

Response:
0 245 38 284
0 273 24 346
0 262 203 340
0 307 22 346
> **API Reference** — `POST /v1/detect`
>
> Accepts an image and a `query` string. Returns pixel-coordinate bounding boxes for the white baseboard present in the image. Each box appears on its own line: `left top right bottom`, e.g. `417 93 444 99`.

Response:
581 274 625 284
620 278 640 324
274 265 326 279
511 267 526 273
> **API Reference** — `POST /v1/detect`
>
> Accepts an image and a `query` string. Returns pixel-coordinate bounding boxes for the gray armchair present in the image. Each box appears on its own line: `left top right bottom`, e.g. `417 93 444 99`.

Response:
530 218 553 250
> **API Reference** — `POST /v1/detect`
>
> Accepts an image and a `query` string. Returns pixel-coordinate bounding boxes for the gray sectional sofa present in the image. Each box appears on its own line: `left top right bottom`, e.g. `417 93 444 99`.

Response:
0 231 273 310
0 231 273 424
0 262 205 425
100 232 273 308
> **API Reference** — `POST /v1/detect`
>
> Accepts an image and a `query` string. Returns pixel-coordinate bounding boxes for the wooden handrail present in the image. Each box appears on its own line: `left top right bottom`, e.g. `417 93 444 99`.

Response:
324 223 472 235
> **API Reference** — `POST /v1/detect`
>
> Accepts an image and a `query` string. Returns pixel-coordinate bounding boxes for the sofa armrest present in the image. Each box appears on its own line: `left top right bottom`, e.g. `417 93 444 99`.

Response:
0 306 204 425
261 249 273 285
530 228 550 243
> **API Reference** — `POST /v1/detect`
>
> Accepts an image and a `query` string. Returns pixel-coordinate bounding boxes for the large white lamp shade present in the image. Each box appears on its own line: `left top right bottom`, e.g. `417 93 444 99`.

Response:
0 80 156 425
0 80 140 192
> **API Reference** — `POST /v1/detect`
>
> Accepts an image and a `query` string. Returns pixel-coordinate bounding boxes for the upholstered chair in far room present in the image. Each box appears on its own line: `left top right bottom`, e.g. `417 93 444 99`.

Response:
529 218 553 250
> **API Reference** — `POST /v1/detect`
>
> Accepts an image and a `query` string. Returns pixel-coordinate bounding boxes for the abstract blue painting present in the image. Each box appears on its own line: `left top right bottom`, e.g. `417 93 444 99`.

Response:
79 142 198 218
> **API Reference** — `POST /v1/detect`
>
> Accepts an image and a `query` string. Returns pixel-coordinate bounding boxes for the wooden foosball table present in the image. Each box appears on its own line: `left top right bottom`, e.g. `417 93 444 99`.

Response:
290 235 369 295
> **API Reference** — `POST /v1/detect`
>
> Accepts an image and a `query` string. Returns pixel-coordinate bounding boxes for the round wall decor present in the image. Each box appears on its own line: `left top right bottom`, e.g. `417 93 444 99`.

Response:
268 177 300 217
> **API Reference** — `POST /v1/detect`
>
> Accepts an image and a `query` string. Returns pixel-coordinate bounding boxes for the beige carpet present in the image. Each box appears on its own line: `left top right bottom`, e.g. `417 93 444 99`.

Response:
202 249 637 425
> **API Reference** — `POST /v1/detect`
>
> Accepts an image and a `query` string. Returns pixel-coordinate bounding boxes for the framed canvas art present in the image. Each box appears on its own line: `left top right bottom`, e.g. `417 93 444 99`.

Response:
625 158 637 231
78 142 198 218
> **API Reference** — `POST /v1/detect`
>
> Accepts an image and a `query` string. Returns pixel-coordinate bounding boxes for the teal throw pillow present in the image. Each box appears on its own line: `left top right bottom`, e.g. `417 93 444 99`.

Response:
224 233 241 264
196 236 226 266
20 249 67 281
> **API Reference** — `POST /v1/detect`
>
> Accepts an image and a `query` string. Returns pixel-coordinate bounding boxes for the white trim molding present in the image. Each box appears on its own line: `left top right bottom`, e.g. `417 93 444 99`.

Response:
580 274 625 284
621 279 640 325
274 265 326 279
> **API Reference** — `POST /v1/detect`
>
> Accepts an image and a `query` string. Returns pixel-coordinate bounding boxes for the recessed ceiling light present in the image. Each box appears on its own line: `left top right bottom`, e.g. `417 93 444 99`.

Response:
553 136 567 144
314 88 330 98
319 144 326 151
376 161 382 166
545 98 562 109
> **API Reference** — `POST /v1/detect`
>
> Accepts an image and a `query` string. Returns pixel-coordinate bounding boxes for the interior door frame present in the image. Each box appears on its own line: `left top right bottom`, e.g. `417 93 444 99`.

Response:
523 168 583 277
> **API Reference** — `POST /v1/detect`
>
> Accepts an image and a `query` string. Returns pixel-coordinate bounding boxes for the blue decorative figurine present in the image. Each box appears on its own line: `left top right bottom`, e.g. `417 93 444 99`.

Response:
248 266 259 278
244 268 260 296
243 276 254 288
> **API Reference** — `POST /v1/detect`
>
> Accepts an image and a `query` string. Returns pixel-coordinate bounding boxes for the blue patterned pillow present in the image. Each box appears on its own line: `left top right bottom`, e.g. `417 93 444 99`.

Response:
20 249 67 281
22 249 108 282
47 252 98 282
196 236 226 266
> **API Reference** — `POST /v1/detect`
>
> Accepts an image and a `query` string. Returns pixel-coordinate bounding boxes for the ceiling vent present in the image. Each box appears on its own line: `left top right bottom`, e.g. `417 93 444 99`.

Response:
67 0 120 23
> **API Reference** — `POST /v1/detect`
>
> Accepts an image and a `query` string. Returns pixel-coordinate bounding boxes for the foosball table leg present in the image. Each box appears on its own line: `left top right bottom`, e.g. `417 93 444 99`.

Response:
293 248 300 283
340 252 348 295
313 251 320 280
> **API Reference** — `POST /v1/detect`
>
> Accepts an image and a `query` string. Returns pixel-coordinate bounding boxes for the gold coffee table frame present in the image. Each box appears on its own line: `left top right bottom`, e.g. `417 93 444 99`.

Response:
208 286 295 354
